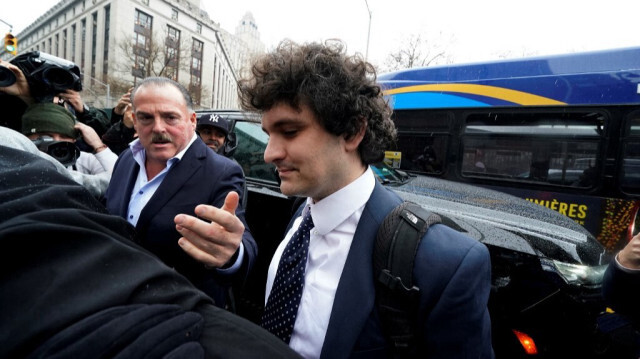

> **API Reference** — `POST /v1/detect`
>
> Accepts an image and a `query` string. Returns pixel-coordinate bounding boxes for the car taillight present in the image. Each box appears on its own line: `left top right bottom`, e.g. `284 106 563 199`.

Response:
513 329 538 355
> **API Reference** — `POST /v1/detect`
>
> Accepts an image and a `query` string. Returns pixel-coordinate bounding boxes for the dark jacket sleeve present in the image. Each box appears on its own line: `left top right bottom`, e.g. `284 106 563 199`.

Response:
603 259 640 324
101 120 136 155
416 224 495 359
209 157 258 283
77 106 111 137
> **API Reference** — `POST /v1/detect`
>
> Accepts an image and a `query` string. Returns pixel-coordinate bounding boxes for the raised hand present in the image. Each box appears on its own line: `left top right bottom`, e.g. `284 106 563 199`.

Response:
174 191 245 268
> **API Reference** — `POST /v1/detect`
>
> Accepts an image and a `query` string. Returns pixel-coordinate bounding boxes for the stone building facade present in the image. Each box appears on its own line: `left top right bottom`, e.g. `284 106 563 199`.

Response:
5 0 264 110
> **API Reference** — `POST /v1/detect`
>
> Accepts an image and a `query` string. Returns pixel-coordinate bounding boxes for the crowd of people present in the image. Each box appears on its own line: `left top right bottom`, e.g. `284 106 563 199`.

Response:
0 38 637 359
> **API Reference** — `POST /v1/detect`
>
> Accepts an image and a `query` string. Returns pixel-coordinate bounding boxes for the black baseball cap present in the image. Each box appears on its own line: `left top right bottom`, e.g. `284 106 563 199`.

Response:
197 113 230 136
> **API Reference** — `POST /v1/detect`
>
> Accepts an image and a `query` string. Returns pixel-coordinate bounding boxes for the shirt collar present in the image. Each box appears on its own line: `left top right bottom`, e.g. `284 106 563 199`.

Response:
307 167 375 236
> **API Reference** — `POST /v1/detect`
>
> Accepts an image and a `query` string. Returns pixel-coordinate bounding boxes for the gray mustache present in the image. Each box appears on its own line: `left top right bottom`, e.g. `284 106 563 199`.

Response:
151 133 172 143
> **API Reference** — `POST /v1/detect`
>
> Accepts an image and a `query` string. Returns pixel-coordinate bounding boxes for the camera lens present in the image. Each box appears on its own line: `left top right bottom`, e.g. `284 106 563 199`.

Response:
46 141 79 167
0 66 17 87
42 67 76 92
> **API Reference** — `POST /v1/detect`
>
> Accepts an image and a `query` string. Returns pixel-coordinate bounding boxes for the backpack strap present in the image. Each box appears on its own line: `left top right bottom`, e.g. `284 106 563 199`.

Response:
373 201 441 358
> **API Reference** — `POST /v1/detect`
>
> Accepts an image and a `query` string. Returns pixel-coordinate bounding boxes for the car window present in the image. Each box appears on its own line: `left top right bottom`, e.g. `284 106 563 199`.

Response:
234 120 278 183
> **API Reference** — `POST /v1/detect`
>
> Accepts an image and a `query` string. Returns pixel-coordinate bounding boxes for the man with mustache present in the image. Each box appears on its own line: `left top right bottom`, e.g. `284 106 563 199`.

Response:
104 77 256 309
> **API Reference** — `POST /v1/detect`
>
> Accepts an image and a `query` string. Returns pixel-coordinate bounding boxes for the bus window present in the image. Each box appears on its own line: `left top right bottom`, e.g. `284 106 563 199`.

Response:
461 111 603 187
396 134 447 174
392 110 452 175
621 113 640 194
392 109 452 132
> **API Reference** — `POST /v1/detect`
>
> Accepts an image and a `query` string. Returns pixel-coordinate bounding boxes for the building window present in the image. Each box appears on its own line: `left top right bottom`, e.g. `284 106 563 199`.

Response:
196 23 202 34
171 8 178 21
71 24 76 62
91 12 98 84
54 34 59 57
133 9 153 79
103 5 110 80
168 25 180 42
63 29 67 58
165 25 180 81
81 18 86 74
192 38 203 54
135 9 152 29
190 38 203 104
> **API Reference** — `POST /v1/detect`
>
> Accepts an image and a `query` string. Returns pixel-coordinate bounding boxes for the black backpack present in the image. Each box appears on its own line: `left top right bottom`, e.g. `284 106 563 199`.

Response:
373 201 445 358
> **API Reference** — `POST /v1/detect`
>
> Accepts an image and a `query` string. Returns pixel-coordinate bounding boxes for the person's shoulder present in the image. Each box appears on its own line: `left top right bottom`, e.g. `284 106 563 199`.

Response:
363 182 403 221
419 223 489 263
114 147 134 162
200 146 242 172
110 148 134 173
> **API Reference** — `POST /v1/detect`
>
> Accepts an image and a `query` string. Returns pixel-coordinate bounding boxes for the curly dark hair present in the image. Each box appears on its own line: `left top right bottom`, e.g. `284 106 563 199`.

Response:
238 39 396 165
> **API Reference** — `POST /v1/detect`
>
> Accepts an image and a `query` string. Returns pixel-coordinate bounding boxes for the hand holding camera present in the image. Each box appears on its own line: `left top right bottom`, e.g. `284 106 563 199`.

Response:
0 59 33 105
113 87 133 116
58 89 88 115
0 51 82 103
74 122 107 153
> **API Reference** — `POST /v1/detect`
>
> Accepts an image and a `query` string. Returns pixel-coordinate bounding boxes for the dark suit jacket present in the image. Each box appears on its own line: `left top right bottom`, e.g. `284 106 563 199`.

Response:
285 181 494 359
603 259 640 324
104 137 257 306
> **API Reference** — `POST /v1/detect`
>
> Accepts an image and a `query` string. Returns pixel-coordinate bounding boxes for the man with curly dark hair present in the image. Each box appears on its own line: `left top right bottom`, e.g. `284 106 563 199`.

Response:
178 39 493 358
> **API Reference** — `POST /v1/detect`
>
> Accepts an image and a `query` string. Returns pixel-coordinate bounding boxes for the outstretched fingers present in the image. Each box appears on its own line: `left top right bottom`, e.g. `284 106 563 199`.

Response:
174 192 244 268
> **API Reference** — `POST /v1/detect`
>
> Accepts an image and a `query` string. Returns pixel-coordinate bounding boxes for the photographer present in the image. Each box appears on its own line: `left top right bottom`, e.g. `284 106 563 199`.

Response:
22 102 117 175
101 87 137 155
0 51 110 136
57 88 111 137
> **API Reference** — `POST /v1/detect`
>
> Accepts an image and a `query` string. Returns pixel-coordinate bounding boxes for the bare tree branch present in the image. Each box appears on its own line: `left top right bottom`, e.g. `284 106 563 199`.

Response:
381 32 455 73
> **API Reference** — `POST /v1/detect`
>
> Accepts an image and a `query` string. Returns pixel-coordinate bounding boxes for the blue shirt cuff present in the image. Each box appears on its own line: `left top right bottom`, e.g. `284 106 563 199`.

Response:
217 242 244 274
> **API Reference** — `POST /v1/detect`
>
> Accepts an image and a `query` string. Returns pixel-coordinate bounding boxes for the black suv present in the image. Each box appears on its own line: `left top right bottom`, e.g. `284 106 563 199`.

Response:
201 110 634 358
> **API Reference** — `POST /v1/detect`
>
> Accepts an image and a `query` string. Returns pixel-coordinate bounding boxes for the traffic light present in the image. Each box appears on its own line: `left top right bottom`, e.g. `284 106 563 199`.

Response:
4 33 17 56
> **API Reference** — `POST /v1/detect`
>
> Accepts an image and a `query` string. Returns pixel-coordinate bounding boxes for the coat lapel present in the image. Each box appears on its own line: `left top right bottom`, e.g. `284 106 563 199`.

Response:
136 139 206 231
320 182 400 359
114 153 139 218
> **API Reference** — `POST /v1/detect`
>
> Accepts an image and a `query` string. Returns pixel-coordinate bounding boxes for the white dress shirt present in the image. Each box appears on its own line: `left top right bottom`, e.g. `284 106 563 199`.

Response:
265 167 376 359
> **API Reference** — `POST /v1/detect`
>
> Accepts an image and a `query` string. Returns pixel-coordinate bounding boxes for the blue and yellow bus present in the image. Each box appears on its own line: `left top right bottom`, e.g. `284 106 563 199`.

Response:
379 46 640 251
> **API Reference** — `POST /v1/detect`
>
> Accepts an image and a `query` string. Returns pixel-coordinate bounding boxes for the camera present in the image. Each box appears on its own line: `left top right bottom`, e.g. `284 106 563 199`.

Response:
31 135 80 167
0 51 82 102
0 66 16 88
